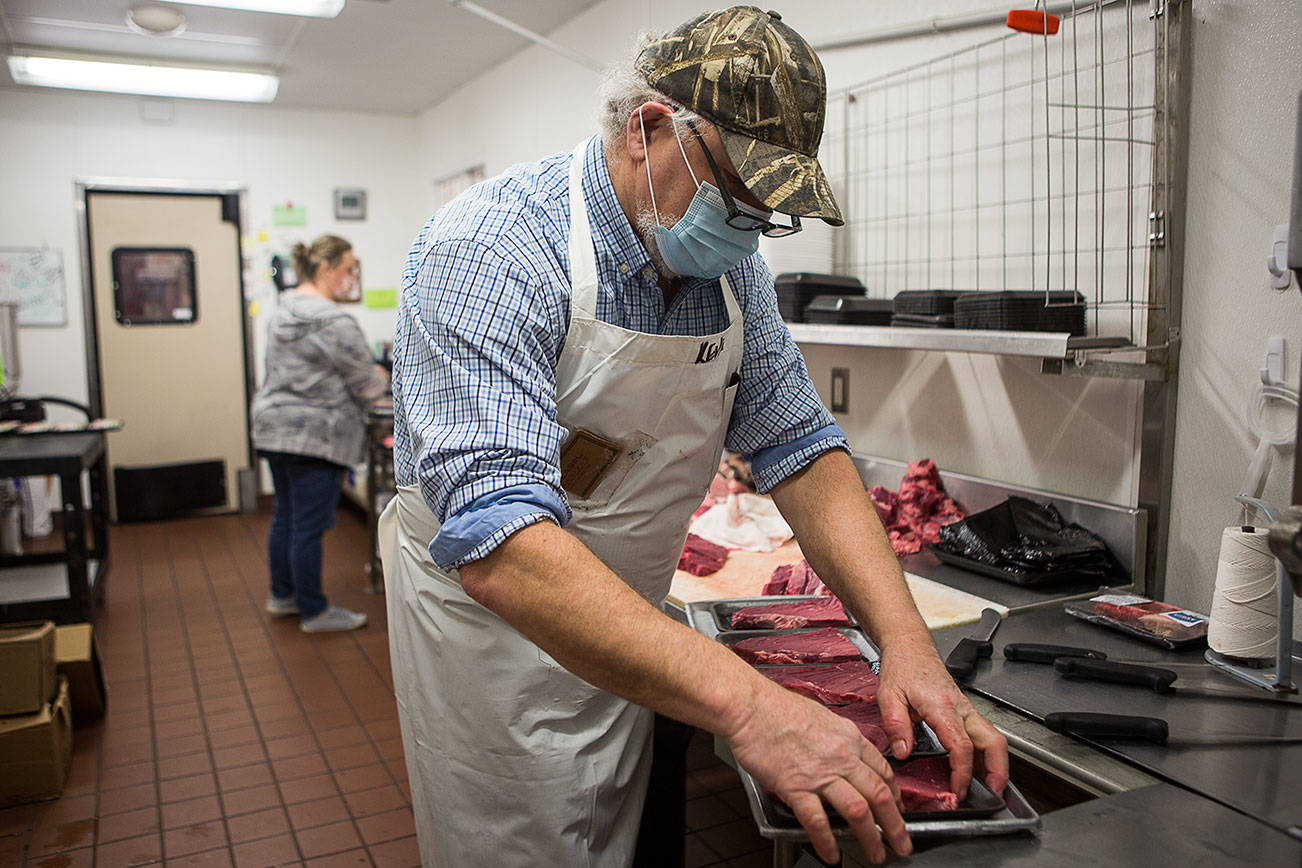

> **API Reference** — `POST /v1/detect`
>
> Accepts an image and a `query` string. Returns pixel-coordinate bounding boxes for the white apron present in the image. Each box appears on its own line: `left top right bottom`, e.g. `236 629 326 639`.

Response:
381 139 743 867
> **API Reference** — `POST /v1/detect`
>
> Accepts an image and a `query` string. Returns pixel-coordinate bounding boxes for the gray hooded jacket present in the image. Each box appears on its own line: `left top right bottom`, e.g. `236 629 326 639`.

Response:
251 291 387 468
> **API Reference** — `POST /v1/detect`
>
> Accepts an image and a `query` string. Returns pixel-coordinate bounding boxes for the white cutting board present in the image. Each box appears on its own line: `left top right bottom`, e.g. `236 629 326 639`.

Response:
666 548 1005 630
904 572 1008 629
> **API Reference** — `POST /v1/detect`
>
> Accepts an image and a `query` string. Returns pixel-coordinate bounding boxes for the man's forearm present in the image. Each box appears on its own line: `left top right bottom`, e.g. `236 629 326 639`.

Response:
769 449 933 655
456 520 771 737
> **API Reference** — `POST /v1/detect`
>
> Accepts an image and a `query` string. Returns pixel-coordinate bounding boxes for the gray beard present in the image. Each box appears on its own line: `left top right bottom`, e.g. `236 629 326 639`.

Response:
634 207 681 280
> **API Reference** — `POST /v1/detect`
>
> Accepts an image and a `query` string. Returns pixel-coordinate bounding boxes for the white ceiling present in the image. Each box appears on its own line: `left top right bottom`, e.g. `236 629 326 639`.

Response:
0 0 602 115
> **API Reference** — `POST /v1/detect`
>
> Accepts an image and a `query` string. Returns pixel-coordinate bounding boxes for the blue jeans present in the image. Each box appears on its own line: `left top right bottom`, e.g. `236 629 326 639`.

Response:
264 452 345 620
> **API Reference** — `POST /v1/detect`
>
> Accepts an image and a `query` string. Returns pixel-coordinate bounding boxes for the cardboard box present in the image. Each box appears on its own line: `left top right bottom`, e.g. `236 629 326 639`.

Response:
54 624 106 723
0 620 57 717
0 676 72 807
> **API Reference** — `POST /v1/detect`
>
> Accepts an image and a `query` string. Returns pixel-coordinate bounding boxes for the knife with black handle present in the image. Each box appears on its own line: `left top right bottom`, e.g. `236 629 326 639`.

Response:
945 608 1002 682
1051 657 1302 703
1045 712 1302 746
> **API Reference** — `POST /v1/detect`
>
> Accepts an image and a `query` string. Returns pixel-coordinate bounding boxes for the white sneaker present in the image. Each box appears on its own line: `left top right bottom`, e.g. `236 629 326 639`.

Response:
265 596 299 617
300 606 367 633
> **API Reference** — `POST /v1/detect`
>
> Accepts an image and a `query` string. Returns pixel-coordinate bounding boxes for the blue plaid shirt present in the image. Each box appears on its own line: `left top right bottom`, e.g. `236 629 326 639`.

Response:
393 136 847 570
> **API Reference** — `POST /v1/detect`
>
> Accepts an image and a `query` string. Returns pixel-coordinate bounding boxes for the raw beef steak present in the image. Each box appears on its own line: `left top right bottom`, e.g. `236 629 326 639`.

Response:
870 459 965 557
895 755 959 812
729 628 861 666
761 661 879 705
678 533 728 576
828 701 891 754
762 560 829 596
729 596 851 629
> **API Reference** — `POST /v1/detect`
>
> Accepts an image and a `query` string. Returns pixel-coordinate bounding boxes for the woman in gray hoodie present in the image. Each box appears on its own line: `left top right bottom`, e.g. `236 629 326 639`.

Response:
251 235 387 632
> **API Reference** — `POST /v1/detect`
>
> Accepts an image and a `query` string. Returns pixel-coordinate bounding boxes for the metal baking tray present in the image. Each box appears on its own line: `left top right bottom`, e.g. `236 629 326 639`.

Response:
738 763 1041 840
688 598 1042 840
717 626 946 757
688 595 857 635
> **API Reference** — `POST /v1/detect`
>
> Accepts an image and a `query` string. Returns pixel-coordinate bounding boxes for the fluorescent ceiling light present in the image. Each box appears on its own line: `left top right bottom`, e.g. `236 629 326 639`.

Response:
8 54 279 102
172 0 345 17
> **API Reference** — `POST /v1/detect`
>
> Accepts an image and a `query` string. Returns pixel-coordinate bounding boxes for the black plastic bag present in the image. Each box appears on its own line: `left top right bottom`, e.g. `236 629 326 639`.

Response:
933 496 1125 580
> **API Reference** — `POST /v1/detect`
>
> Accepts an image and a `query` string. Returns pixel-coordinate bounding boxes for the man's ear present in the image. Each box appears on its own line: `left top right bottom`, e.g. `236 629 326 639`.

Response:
625 102 676 166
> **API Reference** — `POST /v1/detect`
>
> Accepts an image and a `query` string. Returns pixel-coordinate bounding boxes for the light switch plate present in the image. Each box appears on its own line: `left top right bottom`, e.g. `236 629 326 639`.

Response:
830 367 849 412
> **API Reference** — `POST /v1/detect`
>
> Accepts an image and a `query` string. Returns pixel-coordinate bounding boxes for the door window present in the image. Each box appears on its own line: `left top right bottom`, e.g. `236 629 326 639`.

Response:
111 247 197 325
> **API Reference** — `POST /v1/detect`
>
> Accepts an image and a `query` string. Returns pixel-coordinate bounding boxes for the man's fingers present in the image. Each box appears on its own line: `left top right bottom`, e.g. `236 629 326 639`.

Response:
820 778 886 863
840 766 912 859
786 792 840 865
966 711 1010 796
859 739 902 809
928 709 975 800
876 688 915 760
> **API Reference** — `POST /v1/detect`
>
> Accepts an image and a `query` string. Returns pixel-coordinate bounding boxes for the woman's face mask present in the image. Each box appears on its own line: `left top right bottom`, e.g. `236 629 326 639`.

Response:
640 113 767 279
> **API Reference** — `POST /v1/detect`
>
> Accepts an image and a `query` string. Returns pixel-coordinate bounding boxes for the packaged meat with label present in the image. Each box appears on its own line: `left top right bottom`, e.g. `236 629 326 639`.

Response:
727 628 861 666
1064 592 1209 649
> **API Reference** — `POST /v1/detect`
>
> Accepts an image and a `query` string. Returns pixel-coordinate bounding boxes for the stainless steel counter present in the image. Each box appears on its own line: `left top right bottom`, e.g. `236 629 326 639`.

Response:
931 608 1302 837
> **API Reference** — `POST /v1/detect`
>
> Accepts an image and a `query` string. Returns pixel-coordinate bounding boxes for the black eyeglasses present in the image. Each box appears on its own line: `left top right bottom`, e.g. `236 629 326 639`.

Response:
683 119 802 238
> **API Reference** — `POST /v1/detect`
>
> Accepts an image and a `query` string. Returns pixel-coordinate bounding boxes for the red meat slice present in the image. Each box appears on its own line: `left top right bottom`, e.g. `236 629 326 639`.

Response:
828 701 891 753
678 533 728 577
895 755 959 812
761 661 879 705
729 628 861 666
762 561 828 596
730 597 851 630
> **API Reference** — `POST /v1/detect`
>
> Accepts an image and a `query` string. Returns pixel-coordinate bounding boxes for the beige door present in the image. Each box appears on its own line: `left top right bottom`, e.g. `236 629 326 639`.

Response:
84 189 252 521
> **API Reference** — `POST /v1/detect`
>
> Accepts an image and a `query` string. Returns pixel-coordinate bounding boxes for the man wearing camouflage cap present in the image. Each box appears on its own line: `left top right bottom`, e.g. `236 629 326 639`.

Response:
382 6 1008 866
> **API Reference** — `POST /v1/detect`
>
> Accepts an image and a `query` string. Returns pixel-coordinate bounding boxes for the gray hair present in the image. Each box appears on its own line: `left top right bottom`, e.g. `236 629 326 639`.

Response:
597 31 704 148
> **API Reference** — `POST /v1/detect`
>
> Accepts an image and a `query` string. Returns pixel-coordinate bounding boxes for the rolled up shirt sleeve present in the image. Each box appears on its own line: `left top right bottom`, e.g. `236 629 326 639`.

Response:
393 232 571 570
722 257 850 492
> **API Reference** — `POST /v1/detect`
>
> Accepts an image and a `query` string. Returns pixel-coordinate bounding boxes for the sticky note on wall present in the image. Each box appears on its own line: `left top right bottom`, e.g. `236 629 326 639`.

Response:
365 288 397 309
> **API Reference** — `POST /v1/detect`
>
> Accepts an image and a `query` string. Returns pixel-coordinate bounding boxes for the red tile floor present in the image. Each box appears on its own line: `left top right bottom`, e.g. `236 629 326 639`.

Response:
0 501 788 868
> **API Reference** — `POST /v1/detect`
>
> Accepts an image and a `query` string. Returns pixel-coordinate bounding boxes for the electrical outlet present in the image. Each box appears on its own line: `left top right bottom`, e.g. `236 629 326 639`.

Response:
830 368 849 413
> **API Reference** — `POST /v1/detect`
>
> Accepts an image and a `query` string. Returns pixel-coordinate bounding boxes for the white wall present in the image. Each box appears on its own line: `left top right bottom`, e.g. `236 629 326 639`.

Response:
412 0 1302 625
2 1 1298 627
0 89 422 407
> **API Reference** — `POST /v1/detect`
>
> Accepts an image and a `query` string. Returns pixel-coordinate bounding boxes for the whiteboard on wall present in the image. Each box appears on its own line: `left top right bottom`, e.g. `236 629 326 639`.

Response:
0 247 67 327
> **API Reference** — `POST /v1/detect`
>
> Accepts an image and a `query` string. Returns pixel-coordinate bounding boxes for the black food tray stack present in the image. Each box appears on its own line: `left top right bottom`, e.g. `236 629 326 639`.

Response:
953 291 1086 335
804 295 895 325
774 272 866 324
891 290 964 327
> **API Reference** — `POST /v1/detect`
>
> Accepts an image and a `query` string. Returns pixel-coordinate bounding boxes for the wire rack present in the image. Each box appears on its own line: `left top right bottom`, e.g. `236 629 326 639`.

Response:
823 0 1171 346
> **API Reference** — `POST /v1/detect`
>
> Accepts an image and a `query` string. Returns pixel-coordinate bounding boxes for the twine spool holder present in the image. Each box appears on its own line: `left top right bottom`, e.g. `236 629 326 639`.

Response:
1204 495 1298 695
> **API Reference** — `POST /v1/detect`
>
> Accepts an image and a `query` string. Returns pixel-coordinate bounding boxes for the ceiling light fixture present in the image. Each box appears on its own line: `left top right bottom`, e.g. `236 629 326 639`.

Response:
171 0 345 17
126 5 188 38
7 54 279 102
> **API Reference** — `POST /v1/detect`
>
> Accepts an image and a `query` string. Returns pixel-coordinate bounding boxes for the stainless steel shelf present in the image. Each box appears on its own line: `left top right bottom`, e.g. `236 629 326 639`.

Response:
786 324 1131 358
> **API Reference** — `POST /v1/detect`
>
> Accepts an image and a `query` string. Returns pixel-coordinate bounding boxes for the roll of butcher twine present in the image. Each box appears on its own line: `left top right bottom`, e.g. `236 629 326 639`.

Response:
1208 526 1279 661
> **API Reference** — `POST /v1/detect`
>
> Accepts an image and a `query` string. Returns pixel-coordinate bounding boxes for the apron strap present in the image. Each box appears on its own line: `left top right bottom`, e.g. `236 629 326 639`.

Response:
567 139 601 321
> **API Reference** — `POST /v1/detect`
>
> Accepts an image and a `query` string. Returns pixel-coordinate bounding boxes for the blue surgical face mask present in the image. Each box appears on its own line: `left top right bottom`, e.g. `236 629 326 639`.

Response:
640 113 767 279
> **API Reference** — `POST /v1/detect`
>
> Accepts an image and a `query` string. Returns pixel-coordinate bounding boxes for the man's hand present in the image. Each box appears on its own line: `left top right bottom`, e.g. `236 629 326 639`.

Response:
874 635 1009 799
724 682 913 865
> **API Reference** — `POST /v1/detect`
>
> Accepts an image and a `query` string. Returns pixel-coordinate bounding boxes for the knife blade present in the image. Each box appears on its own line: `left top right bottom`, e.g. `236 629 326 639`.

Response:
945 607 1002 681
1052 657 1302 704
1044 712 1302 746
1003 642 1210 671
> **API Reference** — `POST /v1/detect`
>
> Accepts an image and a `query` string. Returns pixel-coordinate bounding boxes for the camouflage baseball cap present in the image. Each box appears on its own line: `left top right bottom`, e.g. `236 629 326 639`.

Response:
635 6 843 226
